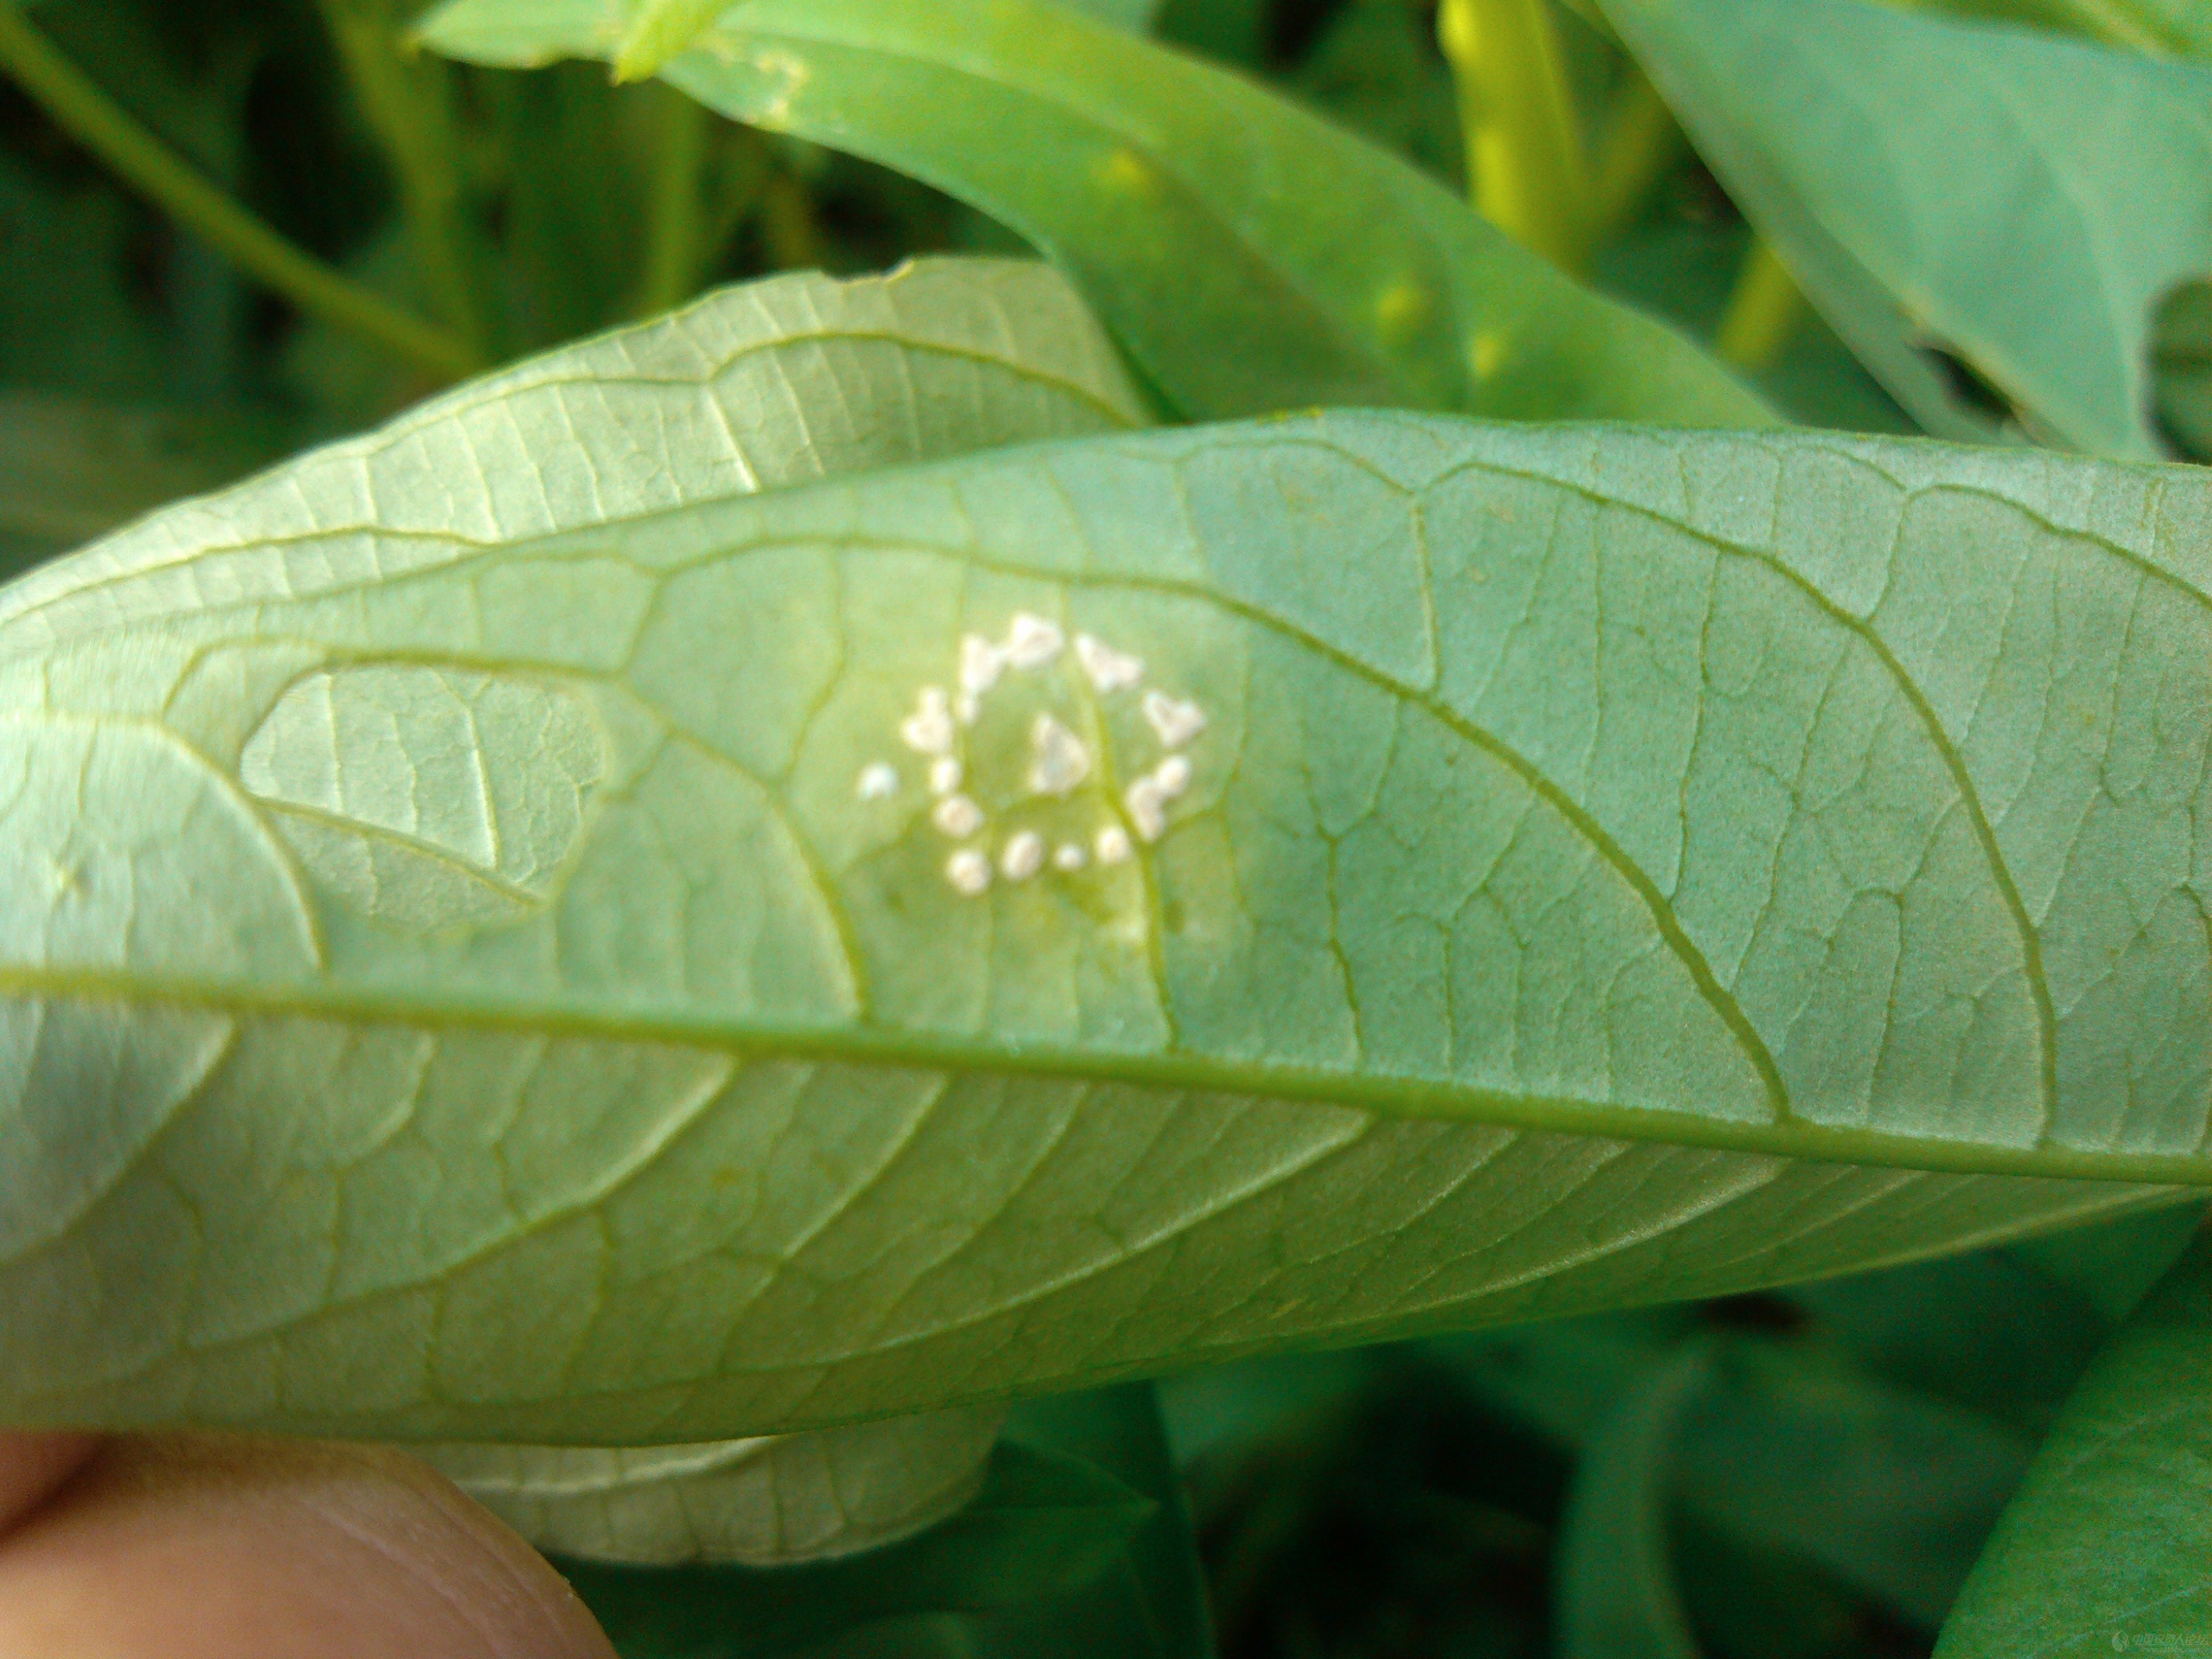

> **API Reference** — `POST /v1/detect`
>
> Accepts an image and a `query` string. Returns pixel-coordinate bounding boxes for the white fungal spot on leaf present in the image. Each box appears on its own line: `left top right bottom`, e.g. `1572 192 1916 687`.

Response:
900 687 955 756
933 794 984 838
1075 633 1143 693
1000 831 1045 881
860 621 1203 897
1004 612 1065 671
1027 713 1091 798
946 850 991 896
1143 691 1207 749
1125 776 1169 843
959 634 1004 697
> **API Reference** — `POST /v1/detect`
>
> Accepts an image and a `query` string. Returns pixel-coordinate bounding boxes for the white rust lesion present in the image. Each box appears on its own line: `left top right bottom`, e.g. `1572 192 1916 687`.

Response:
856 610 1209 899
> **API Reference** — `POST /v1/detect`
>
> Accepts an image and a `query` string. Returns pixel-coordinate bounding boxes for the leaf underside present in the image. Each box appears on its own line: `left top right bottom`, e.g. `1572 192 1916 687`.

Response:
0 261 2204 1446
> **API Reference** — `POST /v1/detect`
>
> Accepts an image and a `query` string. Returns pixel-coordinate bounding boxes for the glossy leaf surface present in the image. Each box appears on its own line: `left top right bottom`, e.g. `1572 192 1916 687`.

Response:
1935 1231 2212 1658
416 0 1774 429
1601 0 2212 458
3 270 2206 1445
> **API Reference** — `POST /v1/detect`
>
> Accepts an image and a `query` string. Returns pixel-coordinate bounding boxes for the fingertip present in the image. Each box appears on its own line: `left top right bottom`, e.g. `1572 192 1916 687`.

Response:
0 1434 101 1537
0 1434 614 1659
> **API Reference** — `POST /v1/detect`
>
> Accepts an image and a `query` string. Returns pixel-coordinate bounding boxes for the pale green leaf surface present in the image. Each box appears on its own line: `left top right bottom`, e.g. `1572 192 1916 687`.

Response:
1555 1347 1707 1659
1936 1230 2212 1658
425 1404 1006 1566
415 0 1774 430
1 283 2205 1441
1602 0 2212 459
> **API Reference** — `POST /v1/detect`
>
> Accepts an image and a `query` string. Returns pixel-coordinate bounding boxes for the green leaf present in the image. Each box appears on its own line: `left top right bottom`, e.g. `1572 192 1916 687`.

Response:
563 1438 1156 1657
1676 1344 2030 1627
1051 0 1167 32
1930 0 2212 57
2 261 2206 1447
415 0 1775 429
988 1385 1215 1657
1459 1323 2034 1627
1598 0 2212 459
424 1405 1007 1566
1555 1347 1707 1659
1935 1229 2212 1659
0 390 283 582
2010 1197 2209 1320
615 0 737 81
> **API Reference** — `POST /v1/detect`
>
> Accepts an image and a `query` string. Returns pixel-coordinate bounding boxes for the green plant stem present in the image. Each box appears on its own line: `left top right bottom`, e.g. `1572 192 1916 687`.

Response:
635 84 712 319
0 2 478 382
1715 238 1804 370
1437 0 1591 270
315 0 498 359
1588 69 1684 245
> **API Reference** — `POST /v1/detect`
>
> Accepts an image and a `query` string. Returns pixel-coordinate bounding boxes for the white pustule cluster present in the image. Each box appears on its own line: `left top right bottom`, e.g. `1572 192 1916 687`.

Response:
852 610 1209 898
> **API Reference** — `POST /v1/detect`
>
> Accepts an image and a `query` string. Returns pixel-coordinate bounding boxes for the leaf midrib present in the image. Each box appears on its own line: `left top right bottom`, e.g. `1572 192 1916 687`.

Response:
3 963 2202 1187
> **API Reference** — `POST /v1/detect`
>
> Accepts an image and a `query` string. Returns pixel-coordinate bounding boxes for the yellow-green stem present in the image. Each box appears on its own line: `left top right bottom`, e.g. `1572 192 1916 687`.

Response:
1716 238 1804 371
0 3 476 382
635 85 711 319
1437 0 1591 270
315 0 497 359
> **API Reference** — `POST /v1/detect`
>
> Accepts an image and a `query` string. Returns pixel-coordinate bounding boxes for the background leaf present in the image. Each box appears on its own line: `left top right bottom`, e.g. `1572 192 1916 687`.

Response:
0 388 282 581
1555 1346 1707 1659
417 0 1777 429
1934 1228 2212 1658
1600 0 2212 458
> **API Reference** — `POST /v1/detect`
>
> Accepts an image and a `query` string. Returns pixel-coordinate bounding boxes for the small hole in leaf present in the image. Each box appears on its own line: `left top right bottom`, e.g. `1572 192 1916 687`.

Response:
2150 276 2212 462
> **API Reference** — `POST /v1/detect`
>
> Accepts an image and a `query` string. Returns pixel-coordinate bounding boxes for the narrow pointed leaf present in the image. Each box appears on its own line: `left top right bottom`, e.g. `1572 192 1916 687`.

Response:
1600 0 2212 459
416 0 1774 429
1 270 2204 1447
1935 1230 2212 1658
